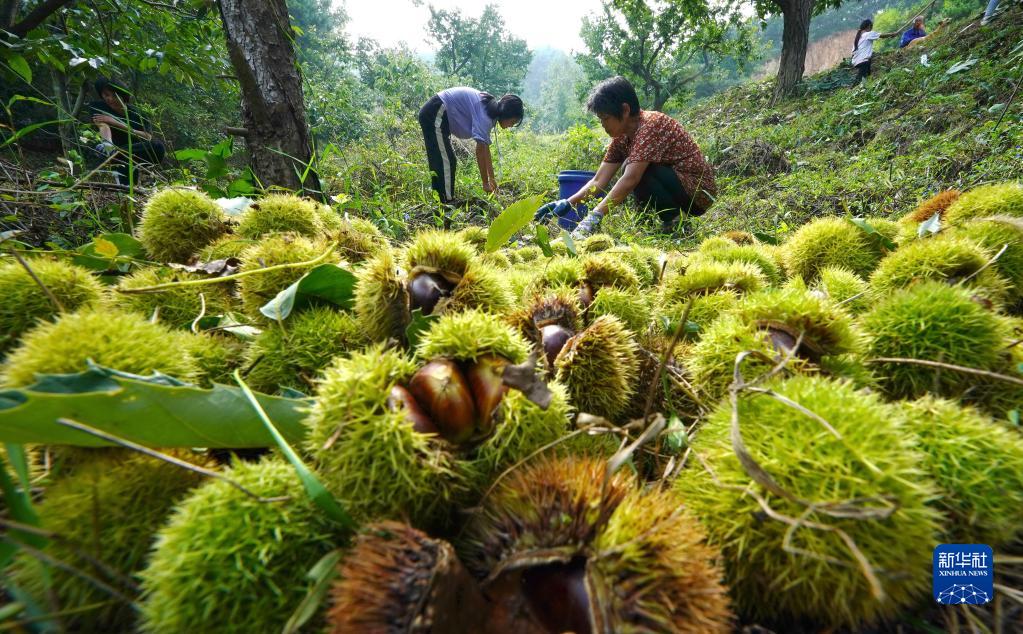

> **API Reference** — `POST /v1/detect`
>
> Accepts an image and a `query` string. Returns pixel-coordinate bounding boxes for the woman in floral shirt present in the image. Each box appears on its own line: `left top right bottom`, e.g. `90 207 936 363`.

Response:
535 76 716 237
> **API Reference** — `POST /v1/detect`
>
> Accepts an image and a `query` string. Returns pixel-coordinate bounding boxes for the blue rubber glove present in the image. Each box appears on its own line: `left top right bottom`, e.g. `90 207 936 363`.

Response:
534 199 572 223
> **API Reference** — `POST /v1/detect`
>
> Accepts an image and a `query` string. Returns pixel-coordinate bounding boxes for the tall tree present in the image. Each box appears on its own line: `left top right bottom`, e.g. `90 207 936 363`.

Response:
757 0 844 103
577 0 755 111
218 0 321 196
426 4 532 94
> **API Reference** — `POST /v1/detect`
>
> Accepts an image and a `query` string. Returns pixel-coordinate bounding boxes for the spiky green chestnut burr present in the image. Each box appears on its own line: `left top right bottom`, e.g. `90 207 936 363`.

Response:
353 248 410 342
678 375 940 629
658 260 766 335
416 308 530 364
732 285 860 356
198 235 257 261
185 332 246 386
814 266 870 313
328 521 489 633
0 258 104 353
1 308 198 387
862 281 1009 401
236 193 323 238
722 229 758 245
139 457 342 633
618 244 664 287
331 215 389 264
305 345 463 526
116 266 234 329
243 306 367 394
504 249 522 264
462 456 733 633
688 243 783 286
456 225 488 252
349 231 511 342
580 233 614 253
686 308 867 403
581 252 640 291
905 190 961 224
237 233 337 319
944 181 1023 224
137 188 226 263
782 217 885 281
415 309 573 483
555 315 638 420
697 236 735 253
514 245 543 262
953 218 1023 303
481 250 512 269
589 287 651 335
506 288 582 366
898 397 1023 547
12 452 210 633
868 236 1010 307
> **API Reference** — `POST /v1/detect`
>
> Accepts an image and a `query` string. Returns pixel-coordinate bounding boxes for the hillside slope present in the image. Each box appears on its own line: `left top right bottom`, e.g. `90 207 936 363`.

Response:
678 7 1022 242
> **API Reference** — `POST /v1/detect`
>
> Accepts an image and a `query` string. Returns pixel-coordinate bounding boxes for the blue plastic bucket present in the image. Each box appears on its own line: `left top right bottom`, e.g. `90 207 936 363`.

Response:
556 170 596 230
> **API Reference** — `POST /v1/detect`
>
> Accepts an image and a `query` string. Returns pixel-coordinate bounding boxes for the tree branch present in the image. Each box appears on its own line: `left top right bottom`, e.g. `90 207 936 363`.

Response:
9 0 74 37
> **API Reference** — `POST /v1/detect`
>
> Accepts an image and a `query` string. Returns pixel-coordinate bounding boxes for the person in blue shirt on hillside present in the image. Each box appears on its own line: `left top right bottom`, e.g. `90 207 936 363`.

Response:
900 16 927 48
418 87 523 204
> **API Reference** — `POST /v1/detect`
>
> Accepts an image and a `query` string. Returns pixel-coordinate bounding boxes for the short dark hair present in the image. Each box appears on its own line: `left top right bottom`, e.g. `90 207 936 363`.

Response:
586 76 640 118
94 77 131 101
481 93 524 124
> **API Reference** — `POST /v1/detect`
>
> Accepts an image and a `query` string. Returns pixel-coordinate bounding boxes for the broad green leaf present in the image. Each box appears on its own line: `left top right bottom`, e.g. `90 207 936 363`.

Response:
0 365 309 448
260 263 357 321
72 233 145 269
6 54 31 83
753 231 779 245
918 211 942 237
404 308 438 350
562 232 577 257
1009 410 1020 427
534 225 554 257
1 119 73 148
848 217 896 251
93 237 119 258
485 195 545 252
234 371 354 530
173 148 207 161
0 449 44 569
282 549 344 634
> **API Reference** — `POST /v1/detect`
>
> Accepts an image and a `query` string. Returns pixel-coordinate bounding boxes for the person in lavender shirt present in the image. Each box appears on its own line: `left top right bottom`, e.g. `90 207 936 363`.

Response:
418 87 523 204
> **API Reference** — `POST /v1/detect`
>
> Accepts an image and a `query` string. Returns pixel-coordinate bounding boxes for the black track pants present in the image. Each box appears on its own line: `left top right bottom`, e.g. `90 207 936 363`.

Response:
418 94 456 203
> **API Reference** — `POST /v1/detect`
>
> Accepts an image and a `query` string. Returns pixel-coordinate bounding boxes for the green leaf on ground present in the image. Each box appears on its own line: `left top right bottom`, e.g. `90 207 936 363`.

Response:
0 365 309 448
260 263 357 321
486 195 544 252
534 225 554 257
72 233 145 270
405 308 438 350
0 445 44 569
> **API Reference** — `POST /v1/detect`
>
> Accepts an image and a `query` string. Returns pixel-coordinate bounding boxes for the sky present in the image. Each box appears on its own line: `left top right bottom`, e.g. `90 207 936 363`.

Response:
342 0 593 54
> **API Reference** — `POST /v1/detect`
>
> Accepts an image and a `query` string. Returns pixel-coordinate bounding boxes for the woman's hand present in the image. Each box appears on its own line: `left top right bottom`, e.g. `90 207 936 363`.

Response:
92 114 118 126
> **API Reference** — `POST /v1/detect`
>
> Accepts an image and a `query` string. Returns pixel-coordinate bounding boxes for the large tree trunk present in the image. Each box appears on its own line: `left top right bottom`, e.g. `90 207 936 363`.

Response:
772 0 814 104
218 0 322 197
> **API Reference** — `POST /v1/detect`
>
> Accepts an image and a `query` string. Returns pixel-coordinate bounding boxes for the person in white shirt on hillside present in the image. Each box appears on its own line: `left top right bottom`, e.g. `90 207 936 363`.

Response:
851 19 900 85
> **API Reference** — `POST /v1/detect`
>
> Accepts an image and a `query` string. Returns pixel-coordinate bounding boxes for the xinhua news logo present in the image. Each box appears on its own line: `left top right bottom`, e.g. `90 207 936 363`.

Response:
933 544 994 605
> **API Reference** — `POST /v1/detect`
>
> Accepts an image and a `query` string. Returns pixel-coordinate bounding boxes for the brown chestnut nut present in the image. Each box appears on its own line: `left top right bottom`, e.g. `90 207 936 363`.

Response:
521 558 592 634
408 272 455 315
408 360 478 444
540 324 574 368
465 355 509 433
387 384 438 435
